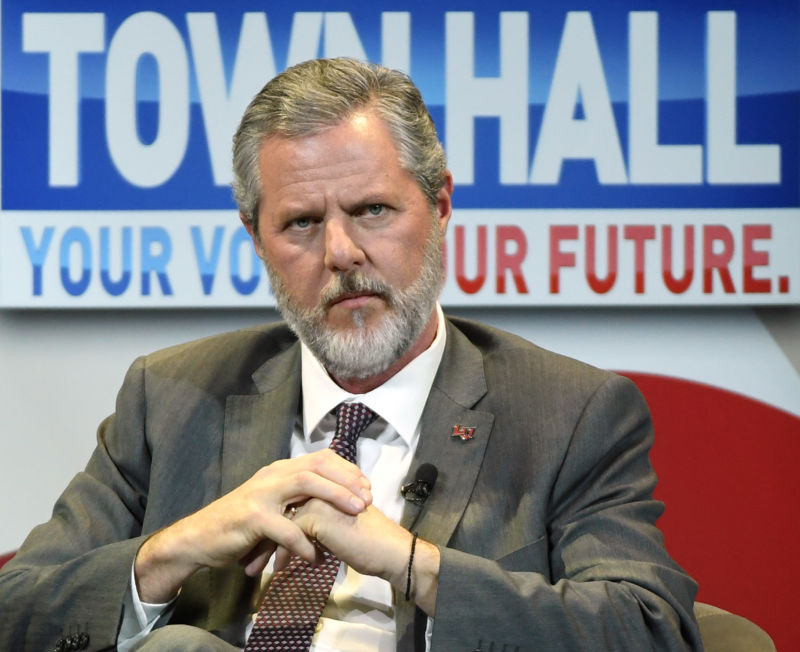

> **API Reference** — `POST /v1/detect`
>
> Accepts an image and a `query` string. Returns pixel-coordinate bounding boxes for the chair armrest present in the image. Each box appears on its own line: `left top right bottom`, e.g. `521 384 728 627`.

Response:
694 602 776 652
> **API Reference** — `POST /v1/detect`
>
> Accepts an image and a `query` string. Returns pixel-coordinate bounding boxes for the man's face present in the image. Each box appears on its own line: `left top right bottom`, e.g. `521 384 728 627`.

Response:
244 110 452 380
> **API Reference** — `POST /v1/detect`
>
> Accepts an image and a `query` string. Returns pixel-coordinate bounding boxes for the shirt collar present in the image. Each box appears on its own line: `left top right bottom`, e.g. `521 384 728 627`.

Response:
300 304 447 447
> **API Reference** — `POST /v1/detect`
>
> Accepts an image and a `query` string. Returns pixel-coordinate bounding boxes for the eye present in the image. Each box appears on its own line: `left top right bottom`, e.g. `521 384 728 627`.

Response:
291 217 312 229
366 203 385 216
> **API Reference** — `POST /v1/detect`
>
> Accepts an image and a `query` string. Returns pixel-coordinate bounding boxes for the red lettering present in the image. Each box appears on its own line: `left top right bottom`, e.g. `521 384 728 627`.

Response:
455 225 487 294
496 226 528 294
585 225 617 293
742 225 772 293
662 225 694 294
624 225 656 294
549 226 578 294
703 225 736 293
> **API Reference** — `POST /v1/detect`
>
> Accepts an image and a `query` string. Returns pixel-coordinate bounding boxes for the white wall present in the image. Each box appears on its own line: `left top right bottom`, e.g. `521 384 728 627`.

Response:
1 306 798 552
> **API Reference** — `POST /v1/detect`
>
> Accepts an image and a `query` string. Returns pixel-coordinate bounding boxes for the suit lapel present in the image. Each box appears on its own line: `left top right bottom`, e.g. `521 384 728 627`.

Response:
220 342 301 495
401 320 494 543
205 340 301 639
396 320 495 651
401 389 494 543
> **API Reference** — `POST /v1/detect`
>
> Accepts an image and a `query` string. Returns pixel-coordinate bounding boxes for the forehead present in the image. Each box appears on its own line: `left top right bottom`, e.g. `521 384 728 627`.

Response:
257 111 416 206
266 110 399 163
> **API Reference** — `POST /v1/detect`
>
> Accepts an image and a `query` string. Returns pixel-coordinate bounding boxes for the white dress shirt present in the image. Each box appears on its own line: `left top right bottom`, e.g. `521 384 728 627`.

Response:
118 306 446 651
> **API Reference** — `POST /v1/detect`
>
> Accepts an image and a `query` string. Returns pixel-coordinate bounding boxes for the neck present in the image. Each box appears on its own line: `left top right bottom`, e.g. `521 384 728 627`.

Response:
331 310 439 394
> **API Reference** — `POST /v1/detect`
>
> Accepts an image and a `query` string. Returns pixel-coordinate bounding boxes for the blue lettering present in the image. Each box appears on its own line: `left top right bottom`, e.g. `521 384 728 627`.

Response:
100 226 132 296
229 226 260 295
191 226 224 295
59 226 91 296
141 227 173 295
21 226 55 296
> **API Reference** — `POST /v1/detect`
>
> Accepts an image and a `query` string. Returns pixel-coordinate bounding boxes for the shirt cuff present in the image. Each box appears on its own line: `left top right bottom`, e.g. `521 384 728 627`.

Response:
117 561 177 650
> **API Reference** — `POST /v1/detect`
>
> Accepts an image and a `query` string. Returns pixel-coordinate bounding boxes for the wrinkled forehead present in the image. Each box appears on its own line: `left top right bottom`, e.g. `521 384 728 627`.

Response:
256 111 419 211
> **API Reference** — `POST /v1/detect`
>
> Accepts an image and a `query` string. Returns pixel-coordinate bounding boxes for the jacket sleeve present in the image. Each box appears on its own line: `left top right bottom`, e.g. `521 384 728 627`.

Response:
431 374 703 651
0 358 153 652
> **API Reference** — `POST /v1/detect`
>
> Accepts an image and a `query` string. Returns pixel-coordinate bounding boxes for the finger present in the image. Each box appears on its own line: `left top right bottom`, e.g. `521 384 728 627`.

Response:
239 539 277 576
274 541 326 571
260 515 318 563
300 449 372 497
243 550 272 577
274 545 292 571
281 457 372 515
257 451 372 513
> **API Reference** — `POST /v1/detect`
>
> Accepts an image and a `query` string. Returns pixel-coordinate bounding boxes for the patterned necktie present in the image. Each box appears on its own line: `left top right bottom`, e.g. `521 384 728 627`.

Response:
244 402 376 651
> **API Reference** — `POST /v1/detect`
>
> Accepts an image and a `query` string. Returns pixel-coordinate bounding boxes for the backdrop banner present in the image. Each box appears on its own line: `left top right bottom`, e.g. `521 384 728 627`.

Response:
1 2 798 306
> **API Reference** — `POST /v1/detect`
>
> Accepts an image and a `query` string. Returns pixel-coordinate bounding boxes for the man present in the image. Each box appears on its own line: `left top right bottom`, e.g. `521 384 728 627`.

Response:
0 58 701 651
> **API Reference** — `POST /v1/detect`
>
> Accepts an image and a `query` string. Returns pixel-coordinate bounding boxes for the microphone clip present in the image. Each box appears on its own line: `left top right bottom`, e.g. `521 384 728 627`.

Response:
401 463 438 505
401 479 432 505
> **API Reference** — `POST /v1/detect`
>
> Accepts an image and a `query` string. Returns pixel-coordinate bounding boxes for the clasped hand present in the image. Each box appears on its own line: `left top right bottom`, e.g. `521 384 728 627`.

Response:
134 449 409 603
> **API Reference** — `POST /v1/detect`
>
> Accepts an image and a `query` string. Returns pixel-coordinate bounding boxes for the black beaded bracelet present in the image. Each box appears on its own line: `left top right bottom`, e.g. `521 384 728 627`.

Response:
405 531 419 601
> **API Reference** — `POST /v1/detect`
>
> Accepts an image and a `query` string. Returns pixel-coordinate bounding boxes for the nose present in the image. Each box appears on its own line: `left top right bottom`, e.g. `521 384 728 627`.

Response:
323 218 366 272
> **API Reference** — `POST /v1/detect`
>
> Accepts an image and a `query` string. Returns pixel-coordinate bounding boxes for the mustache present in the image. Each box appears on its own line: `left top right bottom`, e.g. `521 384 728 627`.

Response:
320 271 393 307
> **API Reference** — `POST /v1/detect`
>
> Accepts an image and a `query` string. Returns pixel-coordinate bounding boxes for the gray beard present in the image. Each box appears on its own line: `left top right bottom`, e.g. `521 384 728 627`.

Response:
263 227 444 380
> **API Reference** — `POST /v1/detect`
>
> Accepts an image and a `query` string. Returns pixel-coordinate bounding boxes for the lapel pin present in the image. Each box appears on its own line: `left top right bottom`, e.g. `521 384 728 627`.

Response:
452 424 475 441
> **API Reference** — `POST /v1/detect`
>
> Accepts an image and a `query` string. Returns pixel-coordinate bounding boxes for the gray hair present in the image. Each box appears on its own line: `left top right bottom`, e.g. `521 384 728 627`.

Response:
232 58 447 229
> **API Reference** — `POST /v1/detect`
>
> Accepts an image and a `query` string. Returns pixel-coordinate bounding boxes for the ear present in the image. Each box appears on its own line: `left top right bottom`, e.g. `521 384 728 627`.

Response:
435 170 454 235
240 212 264 258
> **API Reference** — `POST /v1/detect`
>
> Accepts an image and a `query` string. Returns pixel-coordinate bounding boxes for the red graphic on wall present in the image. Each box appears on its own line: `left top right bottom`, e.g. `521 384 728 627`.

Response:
621 371 800 652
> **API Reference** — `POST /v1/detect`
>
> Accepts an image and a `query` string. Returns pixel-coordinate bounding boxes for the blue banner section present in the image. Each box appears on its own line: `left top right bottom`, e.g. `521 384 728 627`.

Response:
3 0 799 211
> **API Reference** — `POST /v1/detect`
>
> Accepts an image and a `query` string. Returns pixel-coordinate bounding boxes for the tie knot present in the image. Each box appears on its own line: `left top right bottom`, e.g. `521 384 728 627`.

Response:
331 402 376 463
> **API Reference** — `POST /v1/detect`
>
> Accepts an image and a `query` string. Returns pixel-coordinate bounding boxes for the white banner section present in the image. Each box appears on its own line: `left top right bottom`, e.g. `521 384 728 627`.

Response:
1 208 798 307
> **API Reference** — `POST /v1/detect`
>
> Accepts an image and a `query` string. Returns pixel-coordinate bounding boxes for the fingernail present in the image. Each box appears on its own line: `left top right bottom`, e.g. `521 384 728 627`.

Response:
359 488 372 503
350 496 366 510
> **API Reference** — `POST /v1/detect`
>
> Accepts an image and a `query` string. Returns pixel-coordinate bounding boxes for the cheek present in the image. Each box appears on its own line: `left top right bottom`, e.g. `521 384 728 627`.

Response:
270 252 324 299
381 229 431 276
